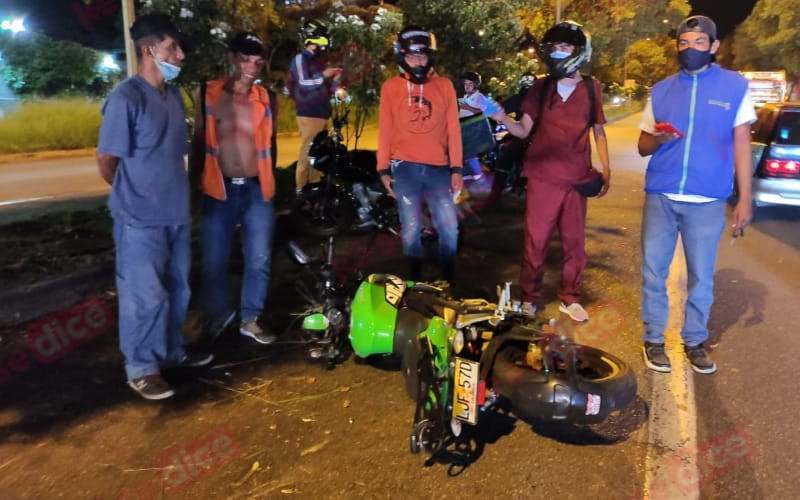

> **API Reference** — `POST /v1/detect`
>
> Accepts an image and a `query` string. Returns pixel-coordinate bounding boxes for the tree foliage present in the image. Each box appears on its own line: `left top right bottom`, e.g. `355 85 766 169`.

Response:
397 0 526 82
730 0 800 77
325 5 403 135
516 0 689 85
624 35 675 86
0 32 110 96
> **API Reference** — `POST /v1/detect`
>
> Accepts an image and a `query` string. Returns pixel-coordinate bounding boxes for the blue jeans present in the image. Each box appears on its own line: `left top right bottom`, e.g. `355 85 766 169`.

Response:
113 221 191 381
641 194 726 346
391 161 459 278
200 180 275 323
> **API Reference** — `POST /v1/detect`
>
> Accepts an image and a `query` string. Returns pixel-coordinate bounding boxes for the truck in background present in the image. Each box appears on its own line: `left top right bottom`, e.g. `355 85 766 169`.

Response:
740 70 787 104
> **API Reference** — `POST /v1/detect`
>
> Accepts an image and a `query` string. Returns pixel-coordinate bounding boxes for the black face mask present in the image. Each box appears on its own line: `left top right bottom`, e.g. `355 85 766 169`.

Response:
678 47 712 72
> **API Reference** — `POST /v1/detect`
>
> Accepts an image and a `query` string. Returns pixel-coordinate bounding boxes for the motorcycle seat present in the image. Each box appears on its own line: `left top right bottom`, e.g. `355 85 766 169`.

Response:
403 290 464 326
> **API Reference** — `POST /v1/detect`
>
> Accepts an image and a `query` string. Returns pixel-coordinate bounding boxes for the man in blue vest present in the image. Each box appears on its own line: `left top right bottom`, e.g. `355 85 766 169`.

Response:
638 15 755 375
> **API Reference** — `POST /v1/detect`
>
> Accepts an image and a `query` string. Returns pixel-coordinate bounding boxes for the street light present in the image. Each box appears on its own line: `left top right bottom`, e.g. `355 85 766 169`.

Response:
0 17 26 33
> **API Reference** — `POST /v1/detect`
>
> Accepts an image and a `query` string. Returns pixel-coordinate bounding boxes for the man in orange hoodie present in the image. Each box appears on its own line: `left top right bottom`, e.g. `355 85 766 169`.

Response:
378 26 463 282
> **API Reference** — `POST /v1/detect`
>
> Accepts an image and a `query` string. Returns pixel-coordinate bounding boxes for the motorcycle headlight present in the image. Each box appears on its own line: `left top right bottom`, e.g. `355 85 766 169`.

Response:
453 330 465 355
326 308 345 328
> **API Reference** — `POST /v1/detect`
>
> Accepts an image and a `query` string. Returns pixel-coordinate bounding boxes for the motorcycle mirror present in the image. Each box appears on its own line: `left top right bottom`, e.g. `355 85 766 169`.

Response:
286 240 310 266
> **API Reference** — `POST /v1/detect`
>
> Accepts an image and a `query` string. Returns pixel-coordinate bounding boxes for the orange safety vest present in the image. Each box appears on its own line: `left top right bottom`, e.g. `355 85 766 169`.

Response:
202 78 275 201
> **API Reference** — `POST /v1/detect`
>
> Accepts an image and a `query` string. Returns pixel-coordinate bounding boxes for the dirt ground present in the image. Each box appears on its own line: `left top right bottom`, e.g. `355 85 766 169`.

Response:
0 198 648 499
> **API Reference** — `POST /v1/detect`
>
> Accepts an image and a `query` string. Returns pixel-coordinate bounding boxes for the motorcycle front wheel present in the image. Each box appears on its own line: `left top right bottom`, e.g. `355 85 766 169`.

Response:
490 343 637 425
291 184 356 237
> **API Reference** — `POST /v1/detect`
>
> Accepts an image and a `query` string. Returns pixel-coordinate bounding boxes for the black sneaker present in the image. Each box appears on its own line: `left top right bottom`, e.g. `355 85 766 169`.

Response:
642 342 671 373
128 374 175 400
684 344 717 374
178 352 214 367
240 320 277 345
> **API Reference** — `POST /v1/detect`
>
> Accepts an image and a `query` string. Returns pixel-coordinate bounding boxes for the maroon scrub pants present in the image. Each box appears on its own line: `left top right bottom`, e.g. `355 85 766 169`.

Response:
520 177 587 305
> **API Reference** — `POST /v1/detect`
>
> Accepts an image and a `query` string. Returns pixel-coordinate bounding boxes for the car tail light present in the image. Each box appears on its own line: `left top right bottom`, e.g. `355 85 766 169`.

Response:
764 158 800 178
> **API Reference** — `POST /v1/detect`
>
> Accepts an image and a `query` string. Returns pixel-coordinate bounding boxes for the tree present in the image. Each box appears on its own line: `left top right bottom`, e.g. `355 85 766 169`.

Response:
731 0 800 76
0 32 108 96
397 0 526 82
624 36 675 86
561 0 689 84
325 5 403 139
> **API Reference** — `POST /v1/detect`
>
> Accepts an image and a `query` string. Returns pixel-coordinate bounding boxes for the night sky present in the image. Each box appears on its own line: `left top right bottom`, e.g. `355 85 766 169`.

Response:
689 0 759 39
2 0 762 48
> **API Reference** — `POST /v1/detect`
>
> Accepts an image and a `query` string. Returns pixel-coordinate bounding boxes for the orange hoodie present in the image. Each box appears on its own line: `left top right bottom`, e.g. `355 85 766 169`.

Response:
377 74 462 171
202 78 275 201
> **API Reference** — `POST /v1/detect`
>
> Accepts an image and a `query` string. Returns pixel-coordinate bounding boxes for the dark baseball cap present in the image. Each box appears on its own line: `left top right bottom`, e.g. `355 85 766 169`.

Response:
130 13 193 52
229 31 264 56
676 15 717 41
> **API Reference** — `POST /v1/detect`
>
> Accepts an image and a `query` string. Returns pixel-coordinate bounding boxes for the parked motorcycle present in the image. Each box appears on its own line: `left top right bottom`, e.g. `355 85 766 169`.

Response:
348 275 638 455
292 107 503 239
485 122 527 199
291 109 398 238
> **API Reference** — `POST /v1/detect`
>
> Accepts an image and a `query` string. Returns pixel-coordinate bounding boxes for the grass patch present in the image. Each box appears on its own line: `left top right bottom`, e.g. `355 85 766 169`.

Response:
0 98 102 154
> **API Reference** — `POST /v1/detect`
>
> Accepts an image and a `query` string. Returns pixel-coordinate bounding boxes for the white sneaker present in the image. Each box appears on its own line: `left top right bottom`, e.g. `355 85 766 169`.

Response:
559 302 589 322
240 319 277 345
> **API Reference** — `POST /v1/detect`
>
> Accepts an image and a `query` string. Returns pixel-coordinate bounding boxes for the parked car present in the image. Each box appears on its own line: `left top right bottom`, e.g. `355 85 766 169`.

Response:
749 102 800 207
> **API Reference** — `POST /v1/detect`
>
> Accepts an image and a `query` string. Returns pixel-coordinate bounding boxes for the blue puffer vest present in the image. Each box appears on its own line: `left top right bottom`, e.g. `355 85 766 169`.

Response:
646 64 749 198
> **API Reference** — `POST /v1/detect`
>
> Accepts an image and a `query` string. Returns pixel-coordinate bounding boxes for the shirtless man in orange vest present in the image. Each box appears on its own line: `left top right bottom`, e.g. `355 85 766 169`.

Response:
193 31 278 345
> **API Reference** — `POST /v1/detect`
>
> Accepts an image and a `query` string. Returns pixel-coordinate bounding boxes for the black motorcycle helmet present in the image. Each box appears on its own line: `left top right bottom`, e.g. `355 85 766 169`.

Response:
518 71 536 90
461 71 481 87
394 26 437 84
537 21 592 79
300 19 330 52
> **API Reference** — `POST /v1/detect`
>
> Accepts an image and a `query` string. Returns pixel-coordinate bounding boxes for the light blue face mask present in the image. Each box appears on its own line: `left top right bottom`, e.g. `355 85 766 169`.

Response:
550 50 571 60
155 59 181 82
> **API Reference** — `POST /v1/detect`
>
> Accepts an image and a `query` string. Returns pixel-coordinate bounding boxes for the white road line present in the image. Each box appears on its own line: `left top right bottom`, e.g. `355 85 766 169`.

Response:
0 196 54 207
643 240 700 500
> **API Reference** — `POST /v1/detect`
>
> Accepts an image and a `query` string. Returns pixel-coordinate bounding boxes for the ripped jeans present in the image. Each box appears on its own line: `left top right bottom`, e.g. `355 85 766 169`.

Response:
390 161 459 280
200 179 275 324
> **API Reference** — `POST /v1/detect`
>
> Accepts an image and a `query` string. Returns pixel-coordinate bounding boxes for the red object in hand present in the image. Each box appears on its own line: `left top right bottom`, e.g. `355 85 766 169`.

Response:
654 122 683 138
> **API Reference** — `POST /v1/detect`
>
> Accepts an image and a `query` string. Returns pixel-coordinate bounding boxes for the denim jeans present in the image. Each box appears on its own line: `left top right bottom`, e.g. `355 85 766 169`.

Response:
200 180 275 324
641 194 726 346
113 221 191 381
391 161 459 278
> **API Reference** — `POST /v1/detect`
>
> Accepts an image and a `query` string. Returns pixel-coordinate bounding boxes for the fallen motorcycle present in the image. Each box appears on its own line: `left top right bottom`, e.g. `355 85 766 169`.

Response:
348 275 638 455
285 236 360 367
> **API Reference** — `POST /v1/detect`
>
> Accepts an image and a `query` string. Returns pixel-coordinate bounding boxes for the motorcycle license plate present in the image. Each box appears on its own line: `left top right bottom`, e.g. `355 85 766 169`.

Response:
453 358 480 425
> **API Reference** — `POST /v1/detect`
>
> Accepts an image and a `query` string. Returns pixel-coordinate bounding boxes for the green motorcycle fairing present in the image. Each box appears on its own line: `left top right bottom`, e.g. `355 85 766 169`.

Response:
349 274 413 358
302 313 329 331
418 315 456 411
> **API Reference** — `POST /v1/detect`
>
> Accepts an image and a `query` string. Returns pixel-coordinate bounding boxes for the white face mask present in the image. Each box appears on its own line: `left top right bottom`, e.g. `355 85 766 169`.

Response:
550 50 571 60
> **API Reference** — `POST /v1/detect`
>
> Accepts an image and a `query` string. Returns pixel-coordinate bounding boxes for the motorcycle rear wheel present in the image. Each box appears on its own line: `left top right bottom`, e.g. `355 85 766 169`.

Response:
292 185 355 237
490 343 637 424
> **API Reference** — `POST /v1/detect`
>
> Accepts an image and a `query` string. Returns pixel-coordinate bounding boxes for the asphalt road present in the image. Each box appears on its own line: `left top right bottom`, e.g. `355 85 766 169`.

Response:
1 114 799 498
